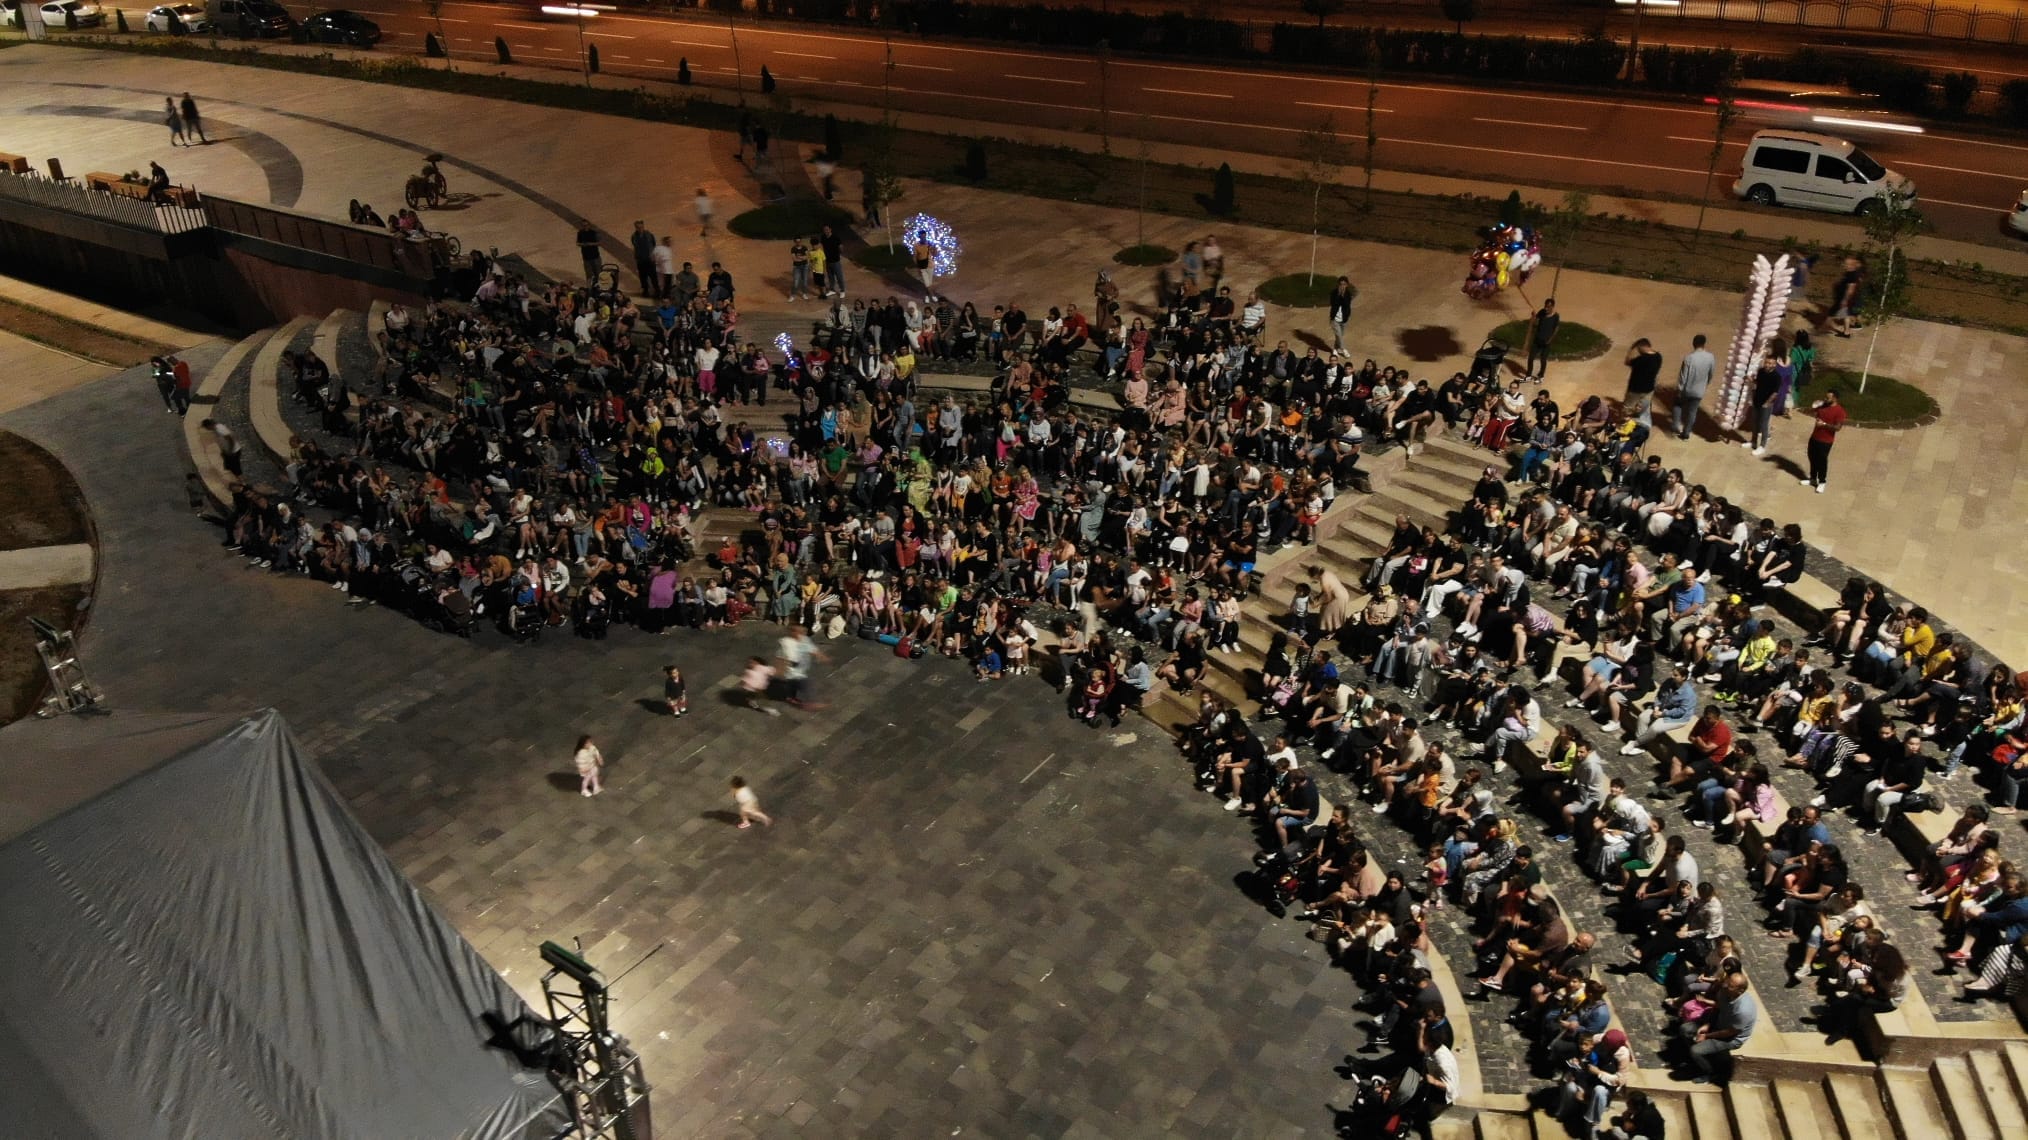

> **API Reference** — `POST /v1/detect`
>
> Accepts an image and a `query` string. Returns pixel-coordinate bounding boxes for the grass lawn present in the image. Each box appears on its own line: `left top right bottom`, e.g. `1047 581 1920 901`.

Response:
1810 366 1938 427
727 199 856 241
1488 319 1614 361
1257 273 1343 308
1113 243 1176 266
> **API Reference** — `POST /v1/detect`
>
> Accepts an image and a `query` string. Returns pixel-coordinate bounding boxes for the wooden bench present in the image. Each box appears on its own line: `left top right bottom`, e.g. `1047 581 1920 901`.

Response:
84 171 201 207
0 152 29 176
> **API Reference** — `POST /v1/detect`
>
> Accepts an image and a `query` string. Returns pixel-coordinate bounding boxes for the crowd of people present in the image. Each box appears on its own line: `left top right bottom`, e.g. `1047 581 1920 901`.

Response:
1166 343 2025 1129
199 215 2021 1128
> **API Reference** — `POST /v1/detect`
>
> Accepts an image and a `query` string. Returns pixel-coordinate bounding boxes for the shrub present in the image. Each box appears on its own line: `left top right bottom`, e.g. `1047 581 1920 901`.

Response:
1941 71 1980 117
1210 162 1235 215
963 141 987 182
824 114 842 161
1498 190 1523 226
2004 80 2028 129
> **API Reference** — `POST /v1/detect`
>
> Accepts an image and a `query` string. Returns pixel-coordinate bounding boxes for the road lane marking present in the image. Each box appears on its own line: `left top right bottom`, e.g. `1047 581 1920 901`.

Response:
583 31 634 39
773 50 834 59
1295 100 1393 113
1144 86 1228 97
1895 160 2019 181
1931 134 2028 155
896 62 954 71
1668 136 1742 145
1007 73 1084 85
1917 196 1997 210
1474 117 1586 131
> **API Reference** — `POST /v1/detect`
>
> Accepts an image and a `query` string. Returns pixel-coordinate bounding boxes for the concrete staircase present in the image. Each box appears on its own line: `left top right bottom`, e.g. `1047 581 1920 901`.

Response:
1453 1040 2028 1140
1138 429 1487 737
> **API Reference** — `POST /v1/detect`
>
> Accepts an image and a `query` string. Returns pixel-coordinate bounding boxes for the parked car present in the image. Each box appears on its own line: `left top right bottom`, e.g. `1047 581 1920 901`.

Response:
40 0 105 27
213 0 294 38
0 1 18 28
145 2 210 31
2010 191 2028 238
297 8 380 46
1732 130 1916 216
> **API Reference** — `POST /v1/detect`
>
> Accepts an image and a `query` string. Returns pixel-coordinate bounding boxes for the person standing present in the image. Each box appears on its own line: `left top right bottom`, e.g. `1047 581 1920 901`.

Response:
912 233 937 302
1621 338 1663 424
694 188 714 237
164 98 187 147
651 235 675 300
574 220 601 282
1672 333 1716 441
789 235 811 301
778 623 826 709
573 734 604 797
170 355 192 415
1525 298 1560 382
664 665 688 717
630 220 657 296
1829 256 1865 337
179 92 209 145
731 776 772 829
1801 389 1846 493
819 224 845 298
1743 342 1784 455
1328 276 1355 354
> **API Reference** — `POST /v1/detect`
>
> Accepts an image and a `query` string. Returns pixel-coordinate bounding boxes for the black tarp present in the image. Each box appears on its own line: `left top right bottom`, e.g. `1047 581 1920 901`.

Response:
0 709 568 1140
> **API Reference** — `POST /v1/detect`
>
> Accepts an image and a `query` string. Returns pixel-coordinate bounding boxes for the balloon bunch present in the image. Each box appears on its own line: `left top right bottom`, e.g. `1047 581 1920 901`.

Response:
1461 222 1543 300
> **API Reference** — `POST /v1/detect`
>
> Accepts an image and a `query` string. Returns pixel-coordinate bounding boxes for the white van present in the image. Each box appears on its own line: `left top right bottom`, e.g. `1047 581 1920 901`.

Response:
1732 130 1916 216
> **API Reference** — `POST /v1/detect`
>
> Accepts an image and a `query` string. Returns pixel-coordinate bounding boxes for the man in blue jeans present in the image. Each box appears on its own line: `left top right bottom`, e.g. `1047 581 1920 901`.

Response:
1621 668 1698 757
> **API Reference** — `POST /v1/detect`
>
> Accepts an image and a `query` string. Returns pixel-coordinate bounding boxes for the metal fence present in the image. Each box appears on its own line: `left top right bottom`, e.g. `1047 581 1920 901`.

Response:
0 169 211 234
203 196 437 279
1338 0 2027 46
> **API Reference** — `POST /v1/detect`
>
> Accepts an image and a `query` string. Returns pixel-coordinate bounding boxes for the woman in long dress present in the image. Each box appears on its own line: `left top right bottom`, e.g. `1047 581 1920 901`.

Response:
1311 565 1354 637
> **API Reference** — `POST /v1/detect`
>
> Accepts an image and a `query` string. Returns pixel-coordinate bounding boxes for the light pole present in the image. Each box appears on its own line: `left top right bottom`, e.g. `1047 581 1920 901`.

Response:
1098 39 1111 154
730 14 746 105
1621 0 1644 83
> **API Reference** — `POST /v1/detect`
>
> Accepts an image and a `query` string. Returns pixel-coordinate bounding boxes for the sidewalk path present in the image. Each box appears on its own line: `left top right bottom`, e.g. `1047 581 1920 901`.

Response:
4 44 2023 664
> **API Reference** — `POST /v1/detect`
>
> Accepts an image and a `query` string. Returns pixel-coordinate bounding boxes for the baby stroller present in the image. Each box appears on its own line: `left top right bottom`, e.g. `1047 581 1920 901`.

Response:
501 584 544 644
1247 848 1306 918
1470 336 1509 384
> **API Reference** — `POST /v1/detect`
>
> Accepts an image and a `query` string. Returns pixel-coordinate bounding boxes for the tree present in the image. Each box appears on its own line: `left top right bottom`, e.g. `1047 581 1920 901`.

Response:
1855 189 1927 394
1693 58 1741 243
1546 190 1591 297
1210 163 1235 216
1296 117 1351 283
425 0 452 70
824 114 843 162
864 118 905 251
1440 0 1477 34
1300 0 1345 29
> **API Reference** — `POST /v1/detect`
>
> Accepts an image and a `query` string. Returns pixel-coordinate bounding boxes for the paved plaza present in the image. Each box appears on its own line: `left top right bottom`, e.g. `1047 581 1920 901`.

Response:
6 41 2028 1138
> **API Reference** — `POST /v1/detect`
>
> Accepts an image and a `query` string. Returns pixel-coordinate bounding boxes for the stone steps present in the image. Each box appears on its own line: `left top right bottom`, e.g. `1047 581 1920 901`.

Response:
183 325 280 510
247 313 319 469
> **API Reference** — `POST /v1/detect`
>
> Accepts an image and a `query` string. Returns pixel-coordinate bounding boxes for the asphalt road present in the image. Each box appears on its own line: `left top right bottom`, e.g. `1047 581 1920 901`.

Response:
118 2 2028 242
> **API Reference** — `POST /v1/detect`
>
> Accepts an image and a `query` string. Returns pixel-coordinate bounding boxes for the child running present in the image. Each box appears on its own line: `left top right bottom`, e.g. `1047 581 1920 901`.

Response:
664 665 688 717
740 656 780 716
731 776 772 829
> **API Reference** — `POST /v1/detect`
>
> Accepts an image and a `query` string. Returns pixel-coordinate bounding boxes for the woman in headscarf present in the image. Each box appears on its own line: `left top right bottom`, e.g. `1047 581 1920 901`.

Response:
1554 1028 1632 1131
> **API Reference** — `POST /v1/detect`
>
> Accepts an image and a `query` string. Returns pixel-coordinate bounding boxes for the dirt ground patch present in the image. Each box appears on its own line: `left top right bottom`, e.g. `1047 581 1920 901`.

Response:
0 297 171 368
0 585 90 723
0 431 92 551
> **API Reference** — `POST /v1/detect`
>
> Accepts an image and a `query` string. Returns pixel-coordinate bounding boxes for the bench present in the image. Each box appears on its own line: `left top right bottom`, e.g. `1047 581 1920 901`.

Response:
1769 572 1841 632
0 152 28 176
84 172 201 207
